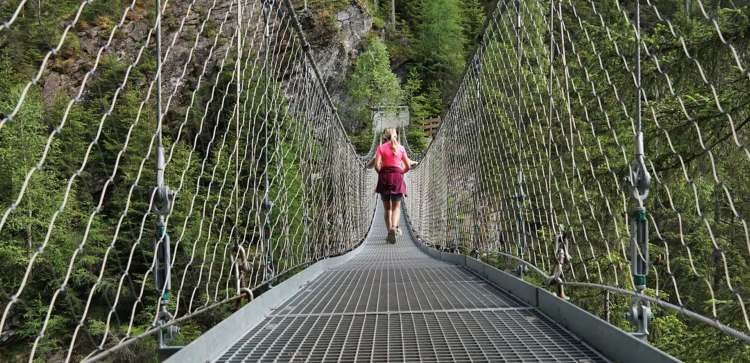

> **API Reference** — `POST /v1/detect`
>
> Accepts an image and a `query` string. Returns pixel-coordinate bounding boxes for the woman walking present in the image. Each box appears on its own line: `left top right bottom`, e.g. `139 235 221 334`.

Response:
367 128 417 244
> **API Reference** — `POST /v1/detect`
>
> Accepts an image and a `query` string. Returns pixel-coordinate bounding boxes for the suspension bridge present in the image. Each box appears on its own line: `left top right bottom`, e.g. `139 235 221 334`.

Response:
0 0 748 362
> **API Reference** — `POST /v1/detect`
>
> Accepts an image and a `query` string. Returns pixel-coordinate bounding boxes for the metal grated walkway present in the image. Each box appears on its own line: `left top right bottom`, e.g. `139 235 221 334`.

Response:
214 206 609 362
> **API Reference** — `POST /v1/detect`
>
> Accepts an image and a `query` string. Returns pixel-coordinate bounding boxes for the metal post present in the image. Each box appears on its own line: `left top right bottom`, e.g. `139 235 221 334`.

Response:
605 290 612 322
453 204 459 253
261 0 278 288
546 0 560 283
302 60 311 263
261 0 275 288
452 122 460 253
515 172 526 276
153 0 179 354
154 0 168 329
625 0 652 340
472 53 482 252
263 173 274 286
514 0 527 277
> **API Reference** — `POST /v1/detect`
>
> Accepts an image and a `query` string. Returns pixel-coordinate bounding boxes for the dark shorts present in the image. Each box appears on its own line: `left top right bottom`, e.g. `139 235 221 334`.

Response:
380 193 403 202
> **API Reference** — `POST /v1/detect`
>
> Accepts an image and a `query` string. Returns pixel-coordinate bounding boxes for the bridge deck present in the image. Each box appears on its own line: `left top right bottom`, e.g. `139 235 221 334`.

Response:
213 207 608 362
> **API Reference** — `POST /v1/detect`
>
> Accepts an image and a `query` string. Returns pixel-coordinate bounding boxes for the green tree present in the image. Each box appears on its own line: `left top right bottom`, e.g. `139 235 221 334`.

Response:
403 69 441 154
462 0 486 50
415 0 467 91
345 37 404 152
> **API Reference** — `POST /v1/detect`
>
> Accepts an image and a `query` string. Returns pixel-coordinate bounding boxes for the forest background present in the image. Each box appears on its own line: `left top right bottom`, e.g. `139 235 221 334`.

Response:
1 0 749 362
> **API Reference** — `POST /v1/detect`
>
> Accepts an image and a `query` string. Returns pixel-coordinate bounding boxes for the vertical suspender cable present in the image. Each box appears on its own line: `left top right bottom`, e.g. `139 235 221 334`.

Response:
472 49 482 253
547 0 555 235
626 0 652 340
635 0 643 135
155 0 163 151
234 0 243 297
153 0 176 351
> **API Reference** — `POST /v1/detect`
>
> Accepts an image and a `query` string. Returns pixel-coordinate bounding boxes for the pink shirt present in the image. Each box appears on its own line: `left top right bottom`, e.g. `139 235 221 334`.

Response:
376 142 408 169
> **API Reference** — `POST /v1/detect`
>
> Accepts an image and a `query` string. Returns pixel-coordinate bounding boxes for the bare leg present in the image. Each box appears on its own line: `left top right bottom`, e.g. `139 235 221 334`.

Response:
391 199 401 231
382 198 392 232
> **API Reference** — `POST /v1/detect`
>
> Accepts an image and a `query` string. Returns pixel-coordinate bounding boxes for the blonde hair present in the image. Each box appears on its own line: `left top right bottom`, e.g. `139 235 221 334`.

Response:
383 128 399 154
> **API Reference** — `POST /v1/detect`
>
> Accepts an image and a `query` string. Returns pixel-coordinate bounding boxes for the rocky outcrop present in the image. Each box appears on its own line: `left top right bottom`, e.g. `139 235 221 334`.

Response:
40 1 236 107
38 1 371 128
304 4 373 108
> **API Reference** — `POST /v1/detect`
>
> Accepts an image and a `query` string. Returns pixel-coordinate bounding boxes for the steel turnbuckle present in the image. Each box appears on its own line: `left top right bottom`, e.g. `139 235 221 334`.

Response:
624 132 651 204
152 148 175 217
623 131 652 339
152 185 174 216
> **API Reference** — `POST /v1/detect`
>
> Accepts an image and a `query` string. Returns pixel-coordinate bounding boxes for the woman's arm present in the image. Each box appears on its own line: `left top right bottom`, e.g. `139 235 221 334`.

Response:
366 147 378 169
401 152 417 173
405 155 418 168
367 154 382 171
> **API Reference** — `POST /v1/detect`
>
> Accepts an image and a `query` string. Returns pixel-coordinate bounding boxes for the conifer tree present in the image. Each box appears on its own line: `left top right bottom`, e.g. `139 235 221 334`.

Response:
345 37 404 152
462 0 486 48
415 0 467 90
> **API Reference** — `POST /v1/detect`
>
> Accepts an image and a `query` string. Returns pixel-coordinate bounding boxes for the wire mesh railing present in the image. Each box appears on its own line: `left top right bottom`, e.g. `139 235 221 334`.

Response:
405 0 750 360
0 0 375 361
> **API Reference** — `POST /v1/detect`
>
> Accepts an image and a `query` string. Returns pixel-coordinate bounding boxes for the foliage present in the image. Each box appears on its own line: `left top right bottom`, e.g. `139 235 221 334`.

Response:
402 69 441 154
414 0 467 92
344 36 404 153
409 0 750 361
0 1 367 361
7 0 750 361
462 0 486 53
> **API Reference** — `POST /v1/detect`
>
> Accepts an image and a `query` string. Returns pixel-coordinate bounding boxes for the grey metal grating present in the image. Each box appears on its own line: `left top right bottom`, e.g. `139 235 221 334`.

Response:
215 210 608 362
218 311 606 362
273 267 522 315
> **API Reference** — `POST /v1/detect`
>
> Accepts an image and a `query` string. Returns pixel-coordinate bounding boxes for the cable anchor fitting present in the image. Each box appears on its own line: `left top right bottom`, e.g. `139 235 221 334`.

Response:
547 225 571 300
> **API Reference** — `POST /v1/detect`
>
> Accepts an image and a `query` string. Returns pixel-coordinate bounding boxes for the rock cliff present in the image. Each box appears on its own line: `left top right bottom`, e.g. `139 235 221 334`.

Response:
39 1 371 129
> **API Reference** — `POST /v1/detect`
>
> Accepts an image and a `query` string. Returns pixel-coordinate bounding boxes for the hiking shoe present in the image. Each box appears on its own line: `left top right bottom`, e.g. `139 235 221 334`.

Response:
387 229 396 244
